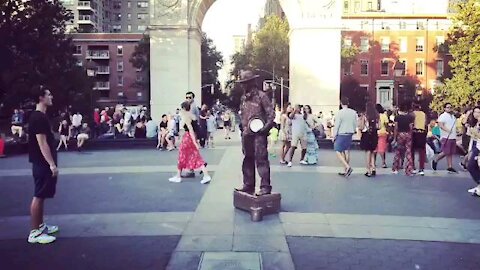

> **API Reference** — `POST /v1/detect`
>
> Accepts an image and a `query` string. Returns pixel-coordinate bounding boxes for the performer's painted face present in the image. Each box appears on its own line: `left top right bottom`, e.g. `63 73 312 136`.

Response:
242 80 256 93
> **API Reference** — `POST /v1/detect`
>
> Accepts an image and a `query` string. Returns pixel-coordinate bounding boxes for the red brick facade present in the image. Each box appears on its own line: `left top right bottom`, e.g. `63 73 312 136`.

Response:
71 33 147 107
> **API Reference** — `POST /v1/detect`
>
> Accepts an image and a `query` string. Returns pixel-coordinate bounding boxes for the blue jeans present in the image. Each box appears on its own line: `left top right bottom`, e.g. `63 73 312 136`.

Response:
468 141 480 184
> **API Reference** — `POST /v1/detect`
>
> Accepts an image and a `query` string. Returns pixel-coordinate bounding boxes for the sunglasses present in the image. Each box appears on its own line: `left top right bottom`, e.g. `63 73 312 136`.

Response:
186 96 193 99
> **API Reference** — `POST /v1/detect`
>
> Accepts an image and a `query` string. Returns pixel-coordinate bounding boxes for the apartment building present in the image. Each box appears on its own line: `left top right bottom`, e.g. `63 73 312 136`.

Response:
71 33 147 106
60 0 150 33
343 0 381 14
341 13 452 109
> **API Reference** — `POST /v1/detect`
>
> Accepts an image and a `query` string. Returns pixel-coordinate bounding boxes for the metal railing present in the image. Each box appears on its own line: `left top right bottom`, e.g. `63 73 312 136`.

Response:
94 82 110 90
96 66 110 74
86 50 109 59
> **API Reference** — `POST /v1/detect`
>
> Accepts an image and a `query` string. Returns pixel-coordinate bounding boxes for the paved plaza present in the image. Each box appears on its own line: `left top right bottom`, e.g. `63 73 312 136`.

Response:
1 134 480 270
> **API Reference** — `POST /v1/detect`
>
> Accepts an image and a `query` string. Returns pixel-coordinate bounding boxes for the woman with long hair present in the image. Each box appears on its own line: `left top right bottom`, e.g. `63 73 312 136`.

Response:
359 103 379 177
279 104 293 164
374 104 389 168
56 120 70 151
302 105 319 165
169 101 212 184
466 106 480 196
392 103 415 176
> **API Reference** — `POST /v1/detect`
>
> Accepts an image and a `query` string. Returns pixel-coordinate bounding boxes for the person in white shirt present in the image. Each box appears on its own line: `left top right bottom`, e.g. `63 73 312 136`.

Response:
206 110 217 148
71 112 82 137
285 104 307 167
432 103 458 173
333 97 358 177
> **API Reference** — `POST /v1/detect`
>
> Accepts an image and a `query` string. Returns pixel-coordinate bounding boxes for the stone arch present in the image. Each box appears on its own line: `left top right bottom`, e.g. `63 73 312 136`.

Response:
149 0 342 120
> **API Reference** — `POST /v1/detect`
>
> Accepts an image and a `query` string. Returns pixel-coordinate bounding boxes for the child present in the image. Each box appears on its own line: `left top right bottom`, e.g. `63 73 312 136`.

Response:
268 126 279 157
206 110 216 148
166 115 176 151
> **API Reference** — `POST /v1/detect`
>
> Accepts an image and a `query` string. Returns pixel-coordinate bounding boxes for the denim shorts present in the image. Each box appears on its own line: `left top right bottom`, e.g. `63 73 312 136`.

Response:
334 134 353 152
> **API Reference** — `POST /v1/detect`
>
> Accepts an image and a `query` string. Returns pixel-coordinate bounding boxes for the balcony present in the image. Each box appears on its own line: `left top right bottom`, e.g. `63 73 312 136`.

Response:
96 66 110 74
94 82 110 90
78 15 95 26
77 1 94 11
86 50 110 59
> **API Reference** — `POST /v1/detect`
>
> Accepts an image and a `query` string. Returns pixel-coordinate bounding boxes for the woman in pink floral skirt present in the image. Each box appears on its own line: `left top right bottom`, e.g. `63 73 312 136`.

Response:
169 101 212 184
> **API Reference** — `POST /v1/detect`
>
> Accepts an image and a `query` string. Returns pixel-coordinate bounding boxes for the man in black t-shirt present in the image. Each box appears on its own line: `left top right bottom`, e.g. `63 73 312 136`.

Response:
27 86 59 244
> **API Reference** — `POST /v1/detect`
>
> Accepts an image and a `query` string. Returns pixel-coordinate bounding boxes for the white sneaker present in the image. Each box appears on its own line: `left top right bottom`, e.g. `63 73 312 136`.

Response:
200 175 211 184
412 170 418 174
418 171 425 176
28 229 56 244
391 170 399 175
168 176 182 183
39 223 59 234
300 160 308 165
287 162 292 167
468 186 479 194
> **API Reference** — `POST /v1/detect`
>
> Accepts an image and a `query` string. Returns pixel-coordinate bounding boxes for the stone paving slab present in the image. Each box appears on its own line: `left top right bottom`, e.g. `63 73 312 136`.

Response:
199 252 261 270
0 212 192 240
287 237 480 270
175 235 234 252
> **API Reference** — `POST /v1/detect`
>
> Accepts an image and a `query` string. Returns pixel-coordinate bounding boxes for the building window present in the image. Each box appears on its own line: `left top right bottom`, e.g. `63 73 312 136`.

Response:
436 59 444 77
381 21 389 30
137 13 148 20
399 21 407 30
344 1 348 11
360 37 369 52
115 13 121 21
117 45 123 55
436 36 445 47
137 25 147 31
360 20 370 30
118 75 123 86
127 25 132 32
117 61 124 72
127 13 131 20
381 37 390 53
127 1 131 8
416 37 424 52
113 1 121 9
416 59 424 76
360 60 368 76
137 1 148 8
136 74 143 82
343 64 353 75
416 21 425 30
400 60 407 75
399 37 408 53
381 60 389 76
367 1 373 10
73 45 82 55
354 1 360 12
75 59 83 67
343 38 352 48
112 25 121 32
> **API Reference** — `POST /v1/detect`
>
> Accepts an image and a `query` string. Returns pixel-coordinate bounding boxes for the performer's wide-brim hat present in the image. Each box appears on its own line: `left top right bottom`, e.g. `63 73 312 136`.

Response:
236 70 260 83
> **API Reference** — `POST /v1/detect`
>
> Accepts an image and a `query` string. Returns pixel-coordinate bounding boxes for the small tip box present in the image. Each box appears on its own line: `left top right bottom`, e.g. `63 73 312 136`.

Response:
233 190 281 220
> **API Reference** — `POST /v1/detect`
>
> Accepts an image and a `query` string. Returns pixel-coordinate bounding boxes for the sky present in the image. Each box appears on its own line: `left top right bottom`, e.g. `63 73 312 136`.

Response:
202 0 266 84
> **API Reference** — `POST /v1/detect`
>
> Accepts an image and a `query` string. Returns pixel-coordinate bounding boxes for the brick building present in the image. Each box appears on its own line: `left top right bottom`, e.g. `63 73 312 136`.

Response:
341 13 452 109
71 33 148 107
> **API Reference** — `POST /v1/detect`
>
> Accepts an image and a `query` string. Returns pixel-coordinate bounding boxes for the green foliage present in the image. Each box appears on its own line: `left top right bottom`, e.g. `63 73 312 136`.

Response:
0 0 92 115
201 33 224 106
431 0 480 112
341 40 360 67
252 15 289 79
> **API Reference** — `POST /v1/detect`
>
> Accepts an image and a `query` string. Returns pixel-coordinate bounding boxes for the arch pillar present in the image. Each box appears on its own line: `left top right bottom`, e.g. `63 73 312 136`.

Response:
281 0 343 113
149 0 202 121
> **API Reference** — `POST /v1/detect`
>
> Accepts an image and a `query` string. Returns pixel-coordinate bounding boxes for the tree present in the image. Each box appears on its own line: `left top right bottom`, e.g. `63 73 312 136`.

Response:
341 39 360 69
201 33 224 106
431 0 480 112
252 15 289 79
340 77 366 112
0 0 92 115
130 34 150 106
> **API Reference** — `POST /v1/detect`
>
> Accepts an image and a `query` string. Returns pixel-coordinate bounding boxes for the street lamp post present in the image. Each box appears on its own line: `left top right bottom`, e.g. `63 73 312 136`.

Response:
393 61 405 107
85 60 97 112
255 68 286 108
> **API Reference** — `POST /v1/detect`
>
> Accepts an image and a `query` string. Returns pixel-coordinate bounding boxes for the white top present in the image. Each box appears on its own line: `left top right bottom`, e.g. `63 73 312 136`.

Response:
274 111 282 124
123 111 132 124
438 112 457 139
334 108 357 135
206 115 216 132
72 113 82 127
291 113 307 135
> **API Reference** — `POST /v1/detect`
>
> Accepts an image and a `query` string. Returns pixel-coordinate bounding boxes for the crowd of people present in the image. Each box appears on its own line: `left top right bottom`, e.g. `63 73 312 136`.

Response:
267 97 480 197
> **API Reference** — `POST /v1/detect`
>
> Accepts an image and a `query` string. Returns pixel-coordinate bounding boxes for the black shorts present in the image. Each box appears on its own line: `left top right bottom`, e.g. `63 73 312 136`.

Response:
32 163 57 198
224 121 231 127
